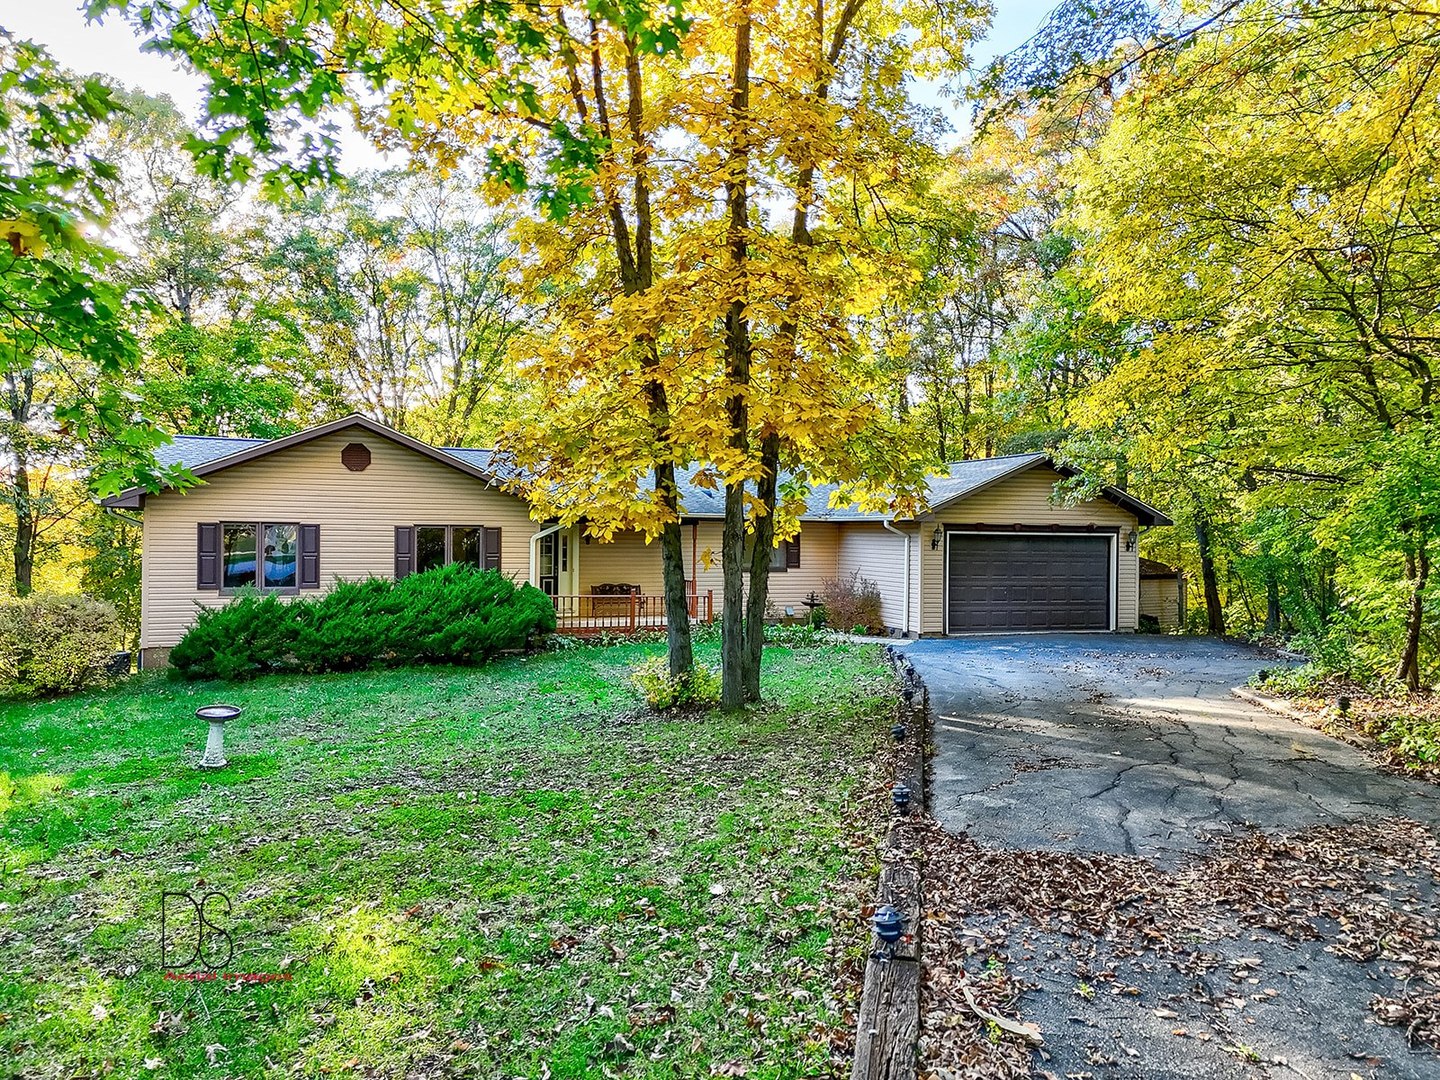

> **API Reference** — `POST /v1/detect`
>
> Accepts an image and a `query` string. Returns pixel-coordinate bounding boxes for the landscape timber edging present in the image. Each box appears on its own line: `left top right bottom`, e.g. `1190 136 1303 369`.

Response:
851 647 927 1080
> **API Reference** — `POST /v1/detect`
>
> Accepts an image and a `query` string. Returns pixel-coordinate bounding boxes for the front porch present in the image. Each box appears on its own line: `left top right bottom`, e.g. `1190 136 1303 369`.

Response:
550 590 716 636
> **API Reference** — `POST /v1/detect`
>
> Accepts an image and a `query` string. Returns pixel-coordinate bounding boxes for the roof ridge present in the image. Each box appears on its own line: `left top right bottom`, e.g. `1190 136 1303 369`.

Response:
943 451 1047 466
169 433 267 442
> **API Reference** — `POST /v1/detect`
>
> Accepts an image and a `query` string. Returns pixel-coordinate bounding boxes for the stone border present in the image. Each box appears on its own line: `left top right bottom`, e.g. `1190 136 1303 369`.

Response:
851 647 927 1080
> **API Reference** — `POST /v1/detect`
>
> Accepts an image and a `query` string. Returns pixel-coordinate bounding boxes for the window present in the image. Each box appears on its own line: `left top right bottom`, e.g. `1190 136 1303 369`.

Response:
416 526 447 574
221 523 256 589
742 536 799 572
395 525 500 578
262 524 299 588
199 522 317 592
453 527 482 567
221 522 297 591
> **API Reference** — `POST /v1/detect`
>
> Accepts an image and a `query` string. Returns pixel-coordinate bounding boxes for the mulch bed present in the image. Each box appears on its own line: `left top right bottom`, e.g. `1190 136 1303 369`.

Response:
919 816 1440 1077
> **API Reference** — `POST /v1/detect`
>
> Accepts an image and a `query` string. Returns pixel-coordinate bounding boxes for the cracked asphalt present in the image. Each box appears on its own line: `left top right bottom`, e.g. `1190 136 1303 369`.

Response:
908 635 1440 863
905 634 1440 1079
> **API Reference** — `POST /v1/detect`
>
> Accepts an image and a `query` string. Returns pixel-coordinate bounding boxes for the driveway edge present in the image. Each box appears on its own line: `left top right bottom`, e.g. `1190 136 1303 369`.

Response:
851 648 927 1080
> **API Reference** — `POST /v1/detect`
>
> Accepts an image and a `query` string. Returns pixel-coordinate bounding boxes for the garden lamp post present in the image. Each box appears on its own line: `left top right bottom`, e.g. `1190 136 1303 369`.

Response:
196 704 242 769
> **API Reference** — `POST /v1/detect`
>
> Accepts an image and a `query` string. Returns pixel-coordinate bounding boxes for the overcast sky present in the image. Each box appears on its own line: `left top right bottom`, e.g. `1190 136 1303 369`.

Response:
0 0 1056 166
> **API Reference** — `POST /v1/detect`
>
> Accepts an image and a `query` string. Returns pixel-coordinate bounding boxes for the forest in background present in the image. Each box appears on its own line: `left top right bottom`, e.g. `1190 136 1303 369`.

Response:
1 0 1436 690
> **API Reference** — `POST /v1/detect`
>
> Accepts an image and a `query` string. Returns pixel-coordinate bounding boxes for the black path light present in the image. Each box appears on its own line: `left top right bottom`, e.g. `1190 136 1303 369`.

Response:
891 721 907 742
871 904 904 957
196 704 242 769
892 782 912 814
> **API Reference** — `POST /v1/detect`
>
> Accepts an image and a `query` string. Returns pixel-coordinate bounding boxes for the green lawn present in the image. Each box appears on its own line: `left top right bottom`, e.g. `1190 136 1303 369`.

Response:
0 642 894 1079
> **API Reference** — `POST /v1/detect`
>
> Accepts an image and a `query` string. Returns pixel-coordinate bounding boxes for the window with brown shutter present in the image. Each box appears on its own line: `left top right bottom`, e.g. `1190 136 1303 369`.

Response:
398 525 500 574
785 537 801 569
299 524 321 588
197 523 220 590
394 526 415 579
742 535 789 572
201 521 310 593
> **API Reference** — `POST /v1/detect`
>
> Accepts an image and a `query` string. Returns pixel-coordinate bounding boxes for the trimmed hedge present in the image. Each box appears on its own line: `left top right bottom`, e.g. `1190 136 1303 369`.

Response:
0 592 121 697
169 565 557 680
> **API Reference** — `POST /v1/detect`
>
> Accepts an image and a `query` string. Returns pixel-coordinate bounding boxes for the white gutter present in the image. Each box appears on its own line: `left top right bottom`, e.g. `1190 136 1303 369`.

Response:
882 520 911 636
529 522 564 588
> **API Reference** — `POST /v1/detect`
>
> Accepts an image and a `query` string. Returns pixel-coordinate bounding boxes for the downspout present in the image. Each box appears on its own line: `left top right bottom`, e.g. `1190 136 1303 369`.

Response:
103 506 144 528
529 522 564 589
882 519 911 637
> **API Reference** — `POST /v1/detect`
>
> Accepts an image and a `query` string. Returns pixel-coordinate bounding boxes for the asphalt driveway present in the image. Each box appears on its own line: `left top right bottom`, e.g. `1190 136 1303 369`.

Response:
905 634 1440 1079
909 635 1440 862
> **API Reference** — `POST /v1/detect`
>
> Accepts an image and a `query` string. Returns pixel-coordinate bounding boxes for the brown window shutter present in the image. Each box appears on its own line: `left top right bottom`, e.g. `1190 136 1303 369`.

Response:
483 526 501 571
197 523 220 590
786 536 801 569
299 524 321 588
394 526 414 579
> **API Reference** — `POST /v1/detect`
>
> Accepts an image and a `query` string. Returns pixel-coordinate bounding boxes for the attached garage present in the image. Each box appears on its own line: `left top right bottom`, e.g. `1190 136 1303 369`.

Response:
911 456 1173 637
946 531 1114 632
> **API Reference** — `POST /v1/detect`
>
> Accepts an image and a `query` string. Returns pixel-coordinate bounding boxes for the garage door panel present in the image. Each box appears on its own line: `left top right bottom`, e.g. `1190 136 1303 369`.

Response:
946 534 1110 632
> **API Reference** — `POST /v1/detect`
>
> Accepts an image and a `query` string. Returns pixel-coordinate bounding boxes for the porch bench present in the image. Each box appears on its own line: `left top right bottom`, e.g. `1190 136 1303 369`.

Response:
588 583 642 617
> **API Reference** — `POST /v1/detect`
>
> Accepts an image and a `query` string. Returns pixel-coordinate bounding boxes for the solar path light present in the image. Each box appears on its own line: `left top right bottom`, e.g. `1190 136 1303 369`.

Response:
871 904 905 960
196 704 242 769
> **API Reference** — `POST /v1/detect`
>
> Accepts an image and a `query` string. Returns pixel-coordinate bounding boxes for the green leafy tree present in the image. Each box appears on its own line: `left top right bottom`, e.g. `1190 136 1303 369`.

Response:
1064 0 1440 683
0 35 177 593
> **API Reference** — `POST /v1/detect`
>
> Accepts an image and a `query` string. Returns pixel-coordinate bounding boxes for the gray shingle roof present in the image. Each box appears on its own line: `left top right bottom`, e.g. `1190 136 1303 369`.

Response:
150 435 1166 524
157 435 267 471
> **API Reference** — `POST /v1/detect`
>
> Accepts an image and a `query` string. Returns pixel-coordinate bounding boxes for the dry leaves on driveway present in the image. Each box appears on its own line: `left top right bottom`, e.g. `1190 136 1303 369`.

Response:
919 816 1440 1077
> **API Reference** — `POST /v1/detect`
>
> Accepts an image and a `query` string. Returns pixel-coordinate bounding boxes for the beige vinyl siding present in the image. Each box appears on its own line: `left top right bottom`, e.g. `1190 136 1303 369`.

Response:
916 465 1141 635
762 522 840 613
909 529 924 636
835 523 913 632
576 531 667 595
140 427 540 649
573 520 840 616
1141 577 1183 627
683 521 841 615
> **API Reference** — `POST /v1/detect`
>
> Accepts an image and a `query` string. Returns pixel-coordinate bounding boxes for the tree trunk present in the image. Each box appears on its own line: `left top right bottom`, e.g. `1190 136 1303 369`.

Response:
1395 545 1430 691
1264 568 1281 635
4 370 36 596
719 5 753 710
743 433 780 701
721 481 747 709
1195 513 1225 636
12 445 33 596
656 464 694 677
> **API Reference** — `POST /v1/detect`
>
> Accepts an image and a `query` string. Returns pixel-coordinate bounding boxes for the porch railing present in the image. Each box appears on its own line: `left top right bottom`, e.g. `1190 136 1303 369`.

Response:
550 590 715 635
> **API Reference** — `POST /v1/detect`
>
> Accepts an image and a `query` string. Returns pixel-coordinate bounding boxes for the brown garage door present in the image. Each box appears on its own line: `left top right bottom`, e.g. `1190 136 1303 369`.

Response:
946 534 1111 632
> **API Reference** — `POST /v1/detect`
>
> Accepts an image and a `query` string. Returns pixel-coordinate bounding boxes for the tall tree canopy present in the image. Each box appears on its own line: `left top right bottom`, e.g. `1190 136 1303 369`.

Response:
0 35 184 594
1052 0 1440 683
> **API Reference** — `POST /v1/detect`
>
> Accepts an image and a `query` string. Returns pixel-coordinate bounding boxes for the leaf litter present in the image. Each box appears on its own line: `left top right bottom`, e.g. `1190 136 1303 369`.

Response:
919 815 1440 1077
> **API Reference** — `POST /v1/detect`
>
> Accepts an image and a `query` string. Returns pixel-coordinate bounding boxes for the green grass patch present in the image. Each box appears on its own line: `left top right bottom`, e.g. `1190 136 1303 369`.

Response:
0 642 894 1078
